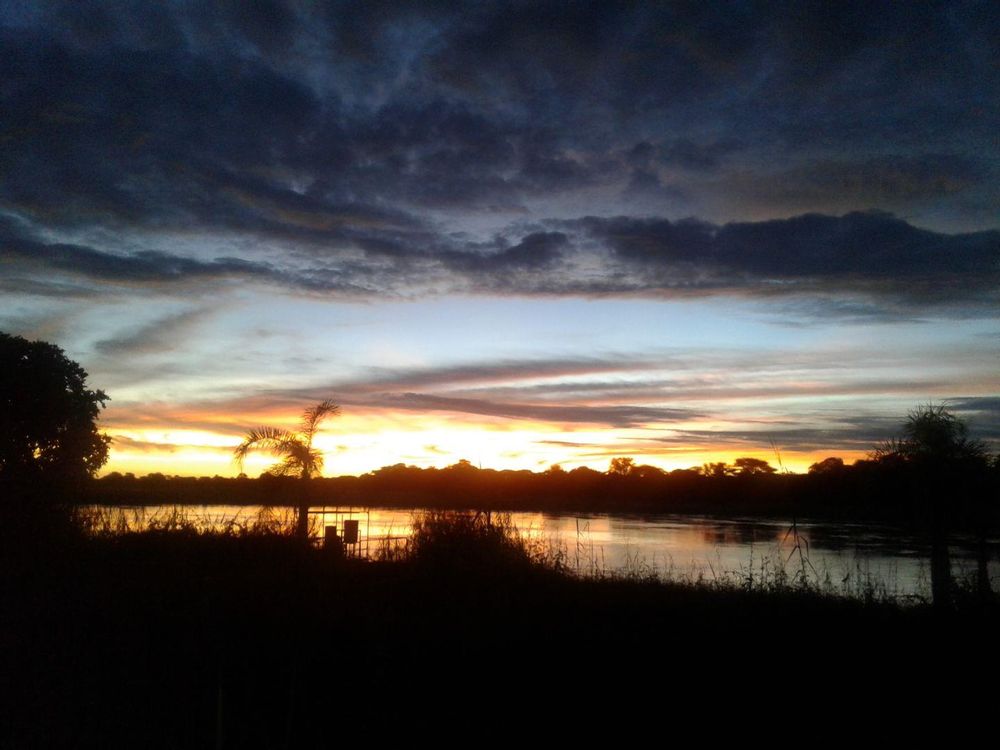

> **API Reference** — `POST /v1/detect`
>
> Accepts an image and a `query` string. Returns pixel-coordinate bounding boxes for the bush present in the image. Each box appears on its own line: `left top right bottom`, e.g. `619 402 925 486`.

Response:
406 511 545 572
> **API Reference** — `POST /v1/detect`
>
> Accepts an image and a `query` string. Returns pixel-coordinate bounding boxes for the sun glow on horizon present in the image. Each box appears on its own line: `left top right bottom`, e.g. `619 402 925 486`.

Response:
101 416 869 478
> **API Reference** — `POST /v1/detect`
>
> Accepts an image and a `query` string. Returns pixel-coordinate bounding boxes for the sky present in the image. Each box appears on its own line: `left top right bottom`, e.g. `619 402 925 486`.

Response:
1 1 998 476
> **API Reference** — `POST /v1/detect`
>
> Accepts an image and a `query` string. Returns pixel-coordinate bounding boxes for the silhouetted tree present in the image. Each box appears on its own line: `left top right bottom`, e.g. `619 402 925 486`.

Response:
0 332 110 517
733 457 776 476
608 457 635 476
874 404 989 605
234 400 339 538
875 404 986 469
808 457 845 475
701 462 735 478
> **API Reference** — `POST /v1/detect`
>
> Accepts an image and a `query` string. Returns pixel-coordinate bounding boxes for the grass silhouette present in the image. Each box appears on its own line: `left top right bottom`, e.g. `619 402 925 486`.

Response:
3 507 997 746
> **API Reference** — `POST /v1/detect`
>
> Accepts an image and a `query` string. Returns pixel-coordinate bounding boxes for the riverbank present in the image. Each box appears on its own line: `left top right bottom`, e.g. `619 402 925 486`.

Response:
75 503 1000 601
2 513 998 746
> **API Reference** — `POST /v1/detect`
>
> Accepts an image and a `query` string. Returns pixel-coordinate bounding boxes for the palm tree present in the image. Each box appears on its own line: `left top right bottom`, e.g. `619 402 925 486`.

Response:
233 400 340 539
874 404 989 606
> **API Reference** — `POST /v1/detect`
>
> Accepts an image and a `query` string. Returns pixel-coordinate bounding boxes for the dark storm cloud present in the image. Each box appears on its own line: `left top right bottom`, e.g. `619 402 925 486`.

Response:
581 212 996 279
718 155 998 225
949 397 1000 415
945 397 1000 441
758 156 990 204
440 232 567 271
0 218 285 286
1 1 998 311
2 233 272 284
0 215 397 296
4 205 997 310
3 1 996 225
573 211 1000 305
654 139 744 172
0 27 324 229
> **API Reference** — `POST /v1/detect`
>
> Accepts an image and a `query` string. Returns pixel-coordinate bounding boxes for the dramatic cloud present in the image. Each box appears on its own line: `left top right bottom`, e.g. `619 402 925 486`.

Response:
371 393 696 429
5 208 994 311
2 3 998 473
573 212 1000 305
106 348 997 436
2 1 997 235
944 397 1000 441
2 2 997 311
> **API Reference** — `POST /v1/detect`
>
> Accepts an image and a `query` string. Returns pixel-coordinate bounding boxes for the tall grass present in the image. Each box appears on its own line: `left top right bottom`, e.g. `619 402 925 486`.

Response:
403 510 566 573
73 504 303 538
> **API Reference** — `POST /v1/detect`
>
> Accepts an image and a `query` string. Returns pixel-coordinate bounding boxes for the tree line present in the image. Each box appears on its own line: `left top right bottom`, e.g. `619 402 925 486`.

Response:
88 445 997 528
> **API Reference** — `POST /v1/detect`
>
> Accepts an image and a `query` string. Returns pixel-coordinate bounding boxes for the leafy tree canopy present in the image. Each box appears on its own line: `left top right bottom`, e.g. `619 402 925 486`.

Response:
808 457 845 475
608 457 635 476
701 462 735 478
733 457 777 476
0 332 110 486
874 404 987 471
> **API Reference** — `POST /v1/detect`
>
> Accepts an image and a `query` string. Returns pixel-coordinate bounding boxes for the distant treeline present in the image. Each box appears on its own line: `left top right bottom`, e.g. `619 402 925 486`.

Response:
86 456 999 528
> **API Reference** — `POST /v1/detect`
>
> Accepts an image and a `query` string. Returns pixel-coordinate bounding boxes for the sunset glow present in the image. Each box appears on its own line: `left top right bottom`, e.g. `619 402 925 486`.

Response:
2 2 997 478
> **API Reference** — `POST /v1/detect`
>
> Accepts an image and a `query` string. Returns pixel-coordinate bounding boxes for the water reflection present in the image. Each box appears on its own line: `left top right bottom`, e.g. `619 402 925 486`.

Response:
79 505 998 600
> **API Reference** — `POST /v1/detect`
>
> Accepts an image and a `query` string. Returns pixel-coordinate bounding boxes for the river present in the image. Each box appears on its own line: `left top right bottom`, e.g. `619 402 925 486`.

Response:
79 504 999 601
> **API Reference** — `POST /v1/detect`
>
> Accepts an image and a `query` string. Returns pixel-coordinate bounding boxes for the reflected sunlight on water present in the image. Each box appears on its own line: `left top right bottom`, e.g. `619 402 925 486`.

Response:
78 504 999 601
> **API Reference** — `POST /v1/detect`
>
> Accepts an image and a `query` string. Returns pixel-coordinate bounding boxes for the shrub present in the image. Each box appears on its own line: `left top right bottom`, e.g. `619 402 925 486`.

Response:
406 511 544 572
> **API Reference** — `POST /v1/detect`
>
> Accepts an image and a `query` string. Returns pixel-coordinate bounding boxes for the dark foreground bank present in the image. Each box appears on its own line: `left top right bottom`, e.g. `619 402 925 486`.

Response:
2 514 998 747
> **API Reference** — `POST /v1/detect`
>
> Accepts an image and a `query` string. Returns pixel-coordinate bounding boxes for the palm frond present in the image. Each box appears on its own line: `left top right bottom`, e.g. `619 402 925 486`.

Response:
232 426 303 471
233 400 338 478
284 440 320 478
301 399 340 445
308 447 324 476
269 457 302 477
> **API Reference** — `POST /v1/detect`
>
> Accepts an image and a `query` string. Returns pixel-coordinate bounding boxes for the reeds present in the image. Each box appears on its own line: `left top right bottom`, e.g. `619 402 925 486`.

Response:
404 510 557 572
72 504 303 538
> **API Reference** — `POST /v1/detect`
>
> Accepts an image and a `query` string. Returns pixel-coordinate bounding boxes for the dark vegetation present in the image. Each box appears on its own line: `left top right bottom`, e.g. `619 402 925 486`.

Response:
90 447 1000 531
1 332 110 544
4 511 998 746
0 333 110 485
3 334 999 743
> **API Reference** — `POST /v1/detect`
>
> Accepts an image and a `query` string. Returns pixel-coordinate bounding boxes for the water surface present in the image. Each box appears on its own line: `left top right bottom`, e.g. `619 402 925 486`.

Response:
81 504 999 601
